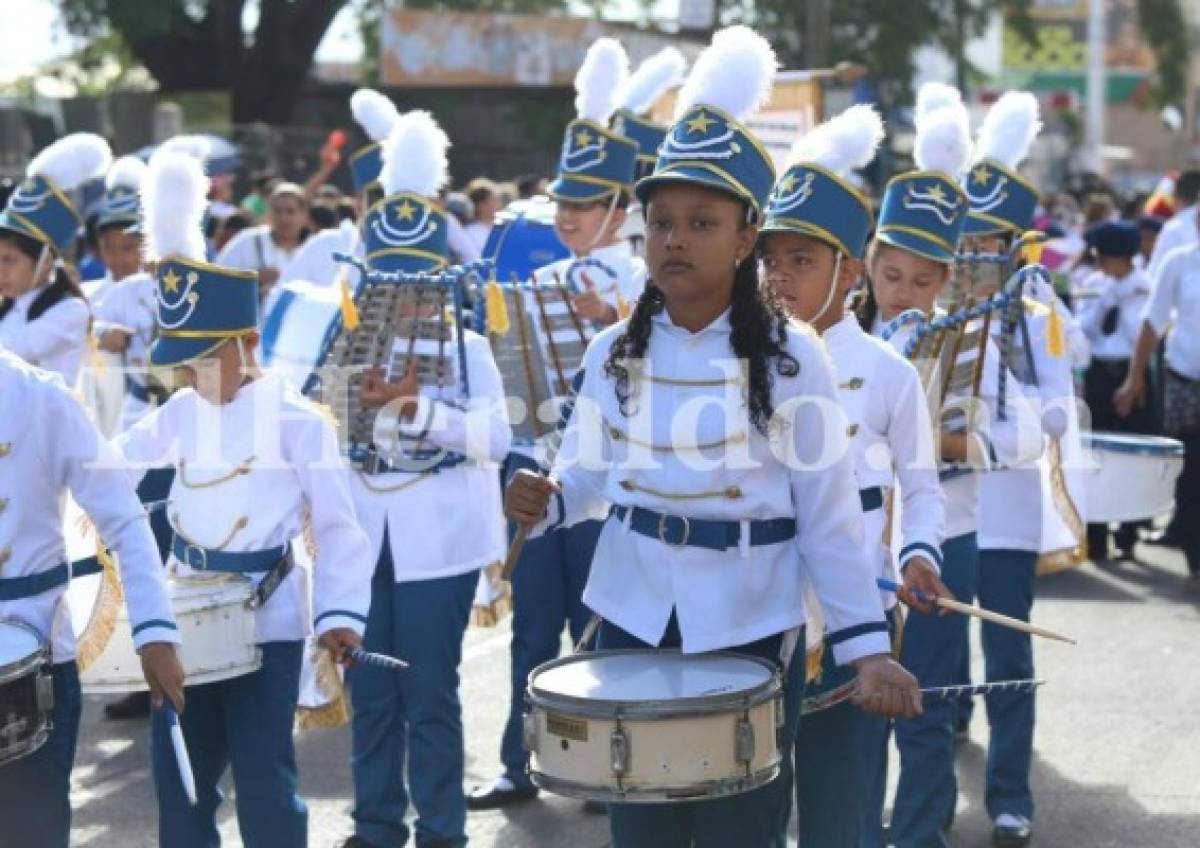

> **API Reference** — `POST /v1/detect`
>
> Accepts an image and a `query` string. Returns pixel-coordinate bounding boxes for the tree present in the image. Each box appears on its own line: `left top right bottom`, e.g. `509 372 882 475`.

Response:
1136 0 1189 107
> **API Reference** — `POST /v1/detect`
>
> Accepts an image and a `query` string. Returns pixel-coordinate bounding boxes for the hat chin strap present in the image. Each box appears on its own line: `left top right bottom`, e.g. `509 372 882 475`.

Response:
586 191 622 252
804 251 844 326
31 244 52 288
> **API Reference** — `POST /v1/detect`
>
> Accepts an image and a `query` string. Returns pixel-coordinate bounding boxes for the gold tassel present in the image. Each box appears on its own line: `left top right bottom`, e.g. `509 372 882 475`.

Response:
485 280 510 335
1046 302 1065 358
470 562 513 628
616 289 631 320
1020 230 1045 266
805 643 824 684
339 275 360 332
295 646 351 730
75 543 125 672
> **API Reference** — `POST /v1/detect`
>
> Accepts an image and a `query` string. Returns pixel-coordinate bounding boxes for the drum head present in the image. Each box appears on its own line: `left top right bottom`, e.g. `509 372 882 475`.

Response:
261 279 344 386
531 650 774 705
0 620 40 664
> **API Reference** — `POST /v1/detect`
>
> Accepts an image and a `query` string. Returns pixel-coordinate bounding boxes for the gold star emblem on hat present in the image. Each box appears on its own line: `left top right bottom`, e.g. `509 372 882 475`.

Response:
395 200 417 221
777 173 797 193
686 111 716 134
926 183 947 203
972 164 992 186
575 128 593 148
162 268 182 294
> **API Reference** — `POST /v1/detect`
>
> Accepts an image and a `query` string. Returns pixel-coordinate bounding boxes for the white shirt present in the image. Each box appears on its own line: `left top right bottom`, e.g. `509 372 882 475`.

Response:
278 220 359 290
351 329 512 582
1079 268 1151 361
822 315 945 605
1147 205 1197 281
543 309 891 661
93 271 158 430
216 225 301 278
0 285 90 385
1144 245 1200 379
533 241 647 313
0 348 179 662
447 215 482 264
978 302 1074 552
463 221 493 257
115 372 373 642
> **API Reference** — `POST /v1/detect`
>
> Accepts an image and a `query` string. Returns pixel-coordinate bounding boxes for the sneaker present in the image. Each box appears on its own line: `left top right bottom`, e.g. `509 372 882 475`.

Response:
104 691 152 720
992 813 1032 846
465 776 539 810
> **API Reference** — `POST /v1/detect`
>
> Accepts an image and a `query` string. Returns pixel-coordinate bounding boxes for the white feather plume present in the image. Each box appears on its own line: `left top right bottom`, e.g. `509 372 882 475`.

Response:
141 151 208 262
913 100 972 177
105 155 147 192
351 88 401 143
574 38 629 123
975 91 1041 169
379 110 450 199
675 25 777 120
915 81 962 124
157 134 211 162
617 47 686 115
790 104 885 176
26 133 112 191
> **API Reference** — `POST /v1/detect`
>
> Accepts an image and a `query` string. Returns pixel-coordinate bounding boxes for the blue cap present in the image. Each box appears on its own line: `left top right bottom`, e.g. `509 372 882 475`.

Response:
94 186 141 232
363 191 449 275
547 119 639 202
636 105 776 222
1085 220 1140 259
962 159 1039 236
0 175 83 254
349 142 383 194
611 109 668 182
876 171 969 263
1138 215 1165 234
761 164 874 258
150 257 259 367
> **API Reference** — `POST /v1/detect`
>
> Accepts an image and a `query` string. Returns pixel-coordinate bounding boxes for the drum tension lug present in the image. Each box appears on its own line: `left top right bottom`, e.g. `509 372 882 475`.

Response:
36 671 55 712
735 708 755 774
522 712 538 755
610 713 630 780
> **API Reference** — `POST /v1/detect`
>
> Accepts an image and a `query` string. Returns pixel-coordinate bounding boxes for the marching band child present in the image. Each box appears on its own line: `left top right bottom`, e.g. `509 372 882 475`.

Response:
339 109 512 848
505 27 920 848
0 133 105 386
758 103 949 847
114 149 373 848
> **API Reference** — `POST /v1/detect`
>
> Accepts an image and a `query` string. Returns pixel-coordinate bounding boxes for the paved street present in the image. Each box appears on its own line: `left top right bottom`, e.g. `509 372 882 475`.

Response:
70 543 1200 847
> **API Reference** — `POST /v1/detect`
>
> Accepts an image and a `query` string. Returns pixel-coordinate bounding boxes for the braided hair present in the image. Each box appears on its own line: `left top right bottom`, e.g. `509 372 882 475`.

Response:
604 254 799 435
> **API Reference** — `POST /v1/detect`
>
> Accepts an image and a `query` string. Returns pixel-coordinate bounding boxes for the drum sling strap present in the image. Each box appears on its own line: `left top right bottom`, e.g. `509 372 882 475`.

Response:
0 556 104 601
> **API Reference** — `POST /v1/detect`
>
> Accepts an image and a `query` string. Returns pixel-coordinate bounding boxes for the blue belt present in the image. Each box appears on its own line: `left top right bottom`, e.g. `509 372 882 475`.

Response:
0 557 103 602
124 375 166 405
358 449 469 476
171 535 289 573
859 486 883 512
608 505 796 551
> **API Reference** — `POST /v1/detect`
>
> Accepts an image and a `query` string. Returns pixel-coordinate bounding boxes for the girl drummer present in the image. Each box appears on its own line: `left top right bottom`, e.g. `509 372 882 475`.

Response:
0 133 107 386
852 87 1045 848
757 103 950 846
505 27 920 847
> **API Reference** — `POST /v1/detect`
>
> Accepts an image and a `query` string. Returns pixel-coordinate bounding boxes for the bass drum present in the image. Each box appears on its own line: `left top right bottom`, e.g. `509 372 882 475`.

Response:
483 197 569 283
1082 432 1184 524
260 279 345 390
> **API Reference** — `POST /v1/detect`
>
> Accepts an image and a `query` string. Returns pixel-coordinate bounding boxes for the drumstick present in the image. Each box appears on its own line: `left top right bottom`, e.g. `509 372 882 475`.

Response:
919 679 1044 700
161 703 197 806
876 578 1076 644
349 649 409 671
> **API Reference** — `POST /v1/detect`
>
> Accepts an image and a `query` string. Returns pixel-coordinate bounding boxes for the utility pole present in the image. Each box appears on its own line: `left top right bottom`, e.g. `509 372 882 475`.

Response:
806 0 831 69
1084 0 1106 174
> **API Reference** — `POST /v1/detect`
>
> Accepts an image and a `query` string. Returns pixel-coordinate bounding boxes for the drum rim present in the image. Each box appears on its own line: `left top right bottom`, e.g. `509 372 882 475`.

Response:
0 618 49 684
527 649 782 718
1082 431 1185 457
529 762 781 804
0 727 50 764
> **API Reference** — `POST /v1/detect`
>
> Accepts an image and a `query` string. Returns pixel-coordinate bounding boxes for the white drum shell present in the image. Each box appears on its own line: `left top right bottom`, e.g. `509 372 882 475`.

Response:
80 577 260 693
1082 432 1185 523
525 650 783 803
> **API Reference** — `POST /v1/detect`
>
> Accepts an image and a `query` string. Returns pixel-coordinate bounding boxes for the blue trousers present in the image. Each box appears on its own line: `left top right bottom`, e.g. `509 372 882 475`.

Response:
976 548 1037 821
794 699 866 847
349 539 477 848
152 640 307 848
498 453 600 788
889 532 978 848
0 661 80 848
598 616 804 848
858 607 903 848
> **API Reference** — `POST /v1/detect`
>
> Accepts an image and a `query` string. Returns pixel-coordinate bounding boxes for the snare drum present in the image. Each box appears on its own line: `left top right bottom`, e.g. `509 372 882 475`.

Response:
483 197 569 283
81 576 260 694
524 649 783 803
0 620 53 766
1082 432 1185 523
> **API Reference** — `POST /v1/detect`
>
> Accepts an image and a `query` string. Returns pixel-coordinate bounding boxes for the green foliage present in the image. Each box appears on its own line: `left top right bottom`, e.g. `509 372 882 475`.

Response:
1136 0 1189 107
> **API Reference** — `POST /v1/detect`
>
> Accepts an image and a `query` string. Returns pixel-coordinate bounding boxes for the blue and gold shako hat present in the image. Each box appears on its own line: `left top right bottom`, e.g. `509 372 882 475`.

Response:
612 110 669 180
363 192 448 274
962 91 1042 237
349 89 401 194
0 134 111 254
362 109 451 275
635 26 778 221
610 48 686 182
761 104 883 259
95 156 147 231
876 96 972 264
151 257 259 367
349 143 384 195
